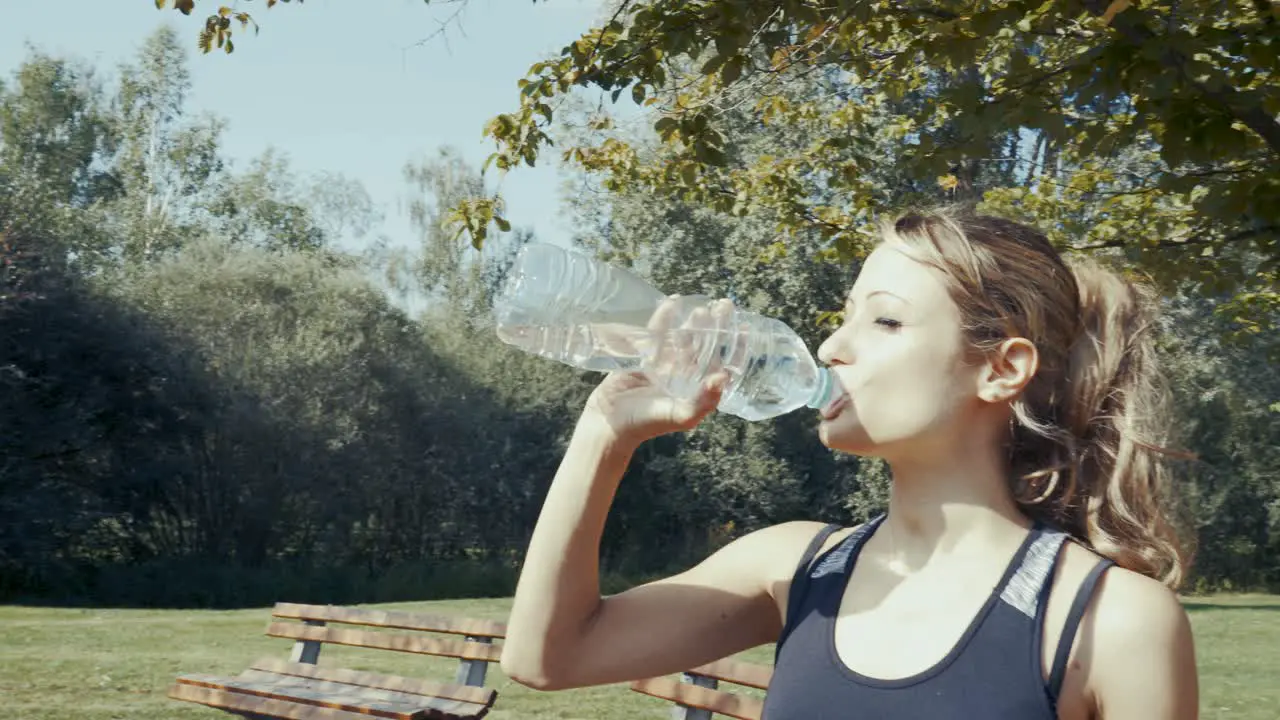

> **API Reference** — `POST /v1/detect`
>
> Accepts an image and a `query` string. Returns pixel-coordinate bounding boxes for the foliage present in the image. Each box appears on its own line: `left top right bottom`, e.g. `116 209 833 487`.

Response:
1 31 552 602
0 51 115 278
561 131 870 552
1159 291 1280 590
557 59 1280 588
107 26 226 261
472 0 1279 334
156 0 1278 329
5 11 1270 605
154 0 298 54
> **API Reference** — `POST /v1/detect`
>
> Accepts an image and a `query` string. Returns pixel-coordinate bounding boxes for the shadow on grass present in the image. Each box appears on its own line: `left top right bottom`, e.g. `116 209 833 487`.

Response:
1181 601 1280 613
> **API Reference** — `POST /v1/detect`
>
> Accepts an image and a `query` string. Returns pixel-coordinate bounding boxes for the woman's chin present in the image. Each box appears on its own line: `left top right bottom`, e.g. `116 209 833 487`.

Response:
817 418 871 453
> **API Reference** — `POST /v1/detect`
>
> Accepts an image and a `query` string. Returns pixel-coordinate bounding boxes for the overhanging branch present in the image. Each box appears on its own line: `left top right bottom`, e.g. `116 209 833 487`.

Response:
1083 0 1280 155
1074 224 1279 252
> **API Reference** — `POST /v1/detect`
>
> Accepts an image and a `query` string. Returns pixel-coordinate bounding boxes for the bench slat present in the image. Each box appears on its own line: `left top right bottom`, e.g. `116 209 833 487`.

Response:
174 675 492 720
687 659 773 690
178 673 424 719
244 671 480 716
631 676 765 720
414 695 491 719
266 622 503 662
169 682 404 720
246 658 496 707
272 603 506 639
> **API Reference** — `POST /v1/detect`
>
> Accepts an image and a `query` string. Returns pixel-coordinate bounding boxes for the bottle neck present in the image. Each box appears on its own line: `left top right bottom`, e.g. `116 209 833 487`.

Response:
805 367 833 410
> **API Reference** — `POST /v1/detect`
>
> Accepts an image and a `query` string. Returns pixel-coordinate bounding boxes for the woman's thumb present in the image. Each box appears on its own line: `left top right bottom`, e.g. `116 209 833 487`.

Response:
697 371 730 411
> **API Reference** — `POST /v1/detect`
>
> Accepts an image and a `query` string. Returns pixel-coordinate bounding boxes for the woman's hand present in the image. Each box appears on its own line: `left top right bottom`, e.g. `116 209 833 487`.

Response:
579 296 734 447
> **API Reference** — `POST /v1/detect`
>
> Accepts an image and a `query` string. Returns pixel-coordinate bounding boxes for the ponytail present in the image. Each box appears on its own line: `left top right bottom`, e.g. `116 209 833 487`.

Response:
1010 257 1191 588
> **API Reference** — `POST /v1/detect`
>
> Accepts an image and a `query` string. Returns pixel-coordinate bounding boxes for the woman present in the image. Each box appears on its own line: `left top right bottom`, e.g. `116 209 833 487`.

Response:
500 209 1199 719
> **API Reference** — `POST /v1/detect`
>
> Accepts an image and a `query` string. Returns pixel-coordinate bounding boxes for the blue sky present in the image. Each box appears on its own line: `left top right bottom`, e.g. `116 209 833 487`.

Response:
0 0 614 250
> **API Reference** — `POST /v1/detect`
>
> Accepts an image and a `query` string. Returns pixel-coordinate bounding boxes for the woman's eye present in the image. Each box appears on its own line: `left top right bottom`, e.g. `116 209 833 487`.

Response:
874 317 902 330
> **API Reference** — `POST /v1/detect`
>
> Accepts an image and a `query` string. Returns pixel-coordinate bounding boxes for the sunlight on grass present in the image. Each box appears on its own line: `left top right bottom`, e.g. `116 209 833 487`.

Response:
1 595 1275 719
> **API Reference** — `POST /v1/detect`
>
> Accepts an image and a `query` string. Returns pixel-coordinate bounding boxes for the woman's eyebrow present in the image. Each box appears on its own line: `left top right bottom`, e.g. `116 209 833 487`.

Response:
846 289 912 307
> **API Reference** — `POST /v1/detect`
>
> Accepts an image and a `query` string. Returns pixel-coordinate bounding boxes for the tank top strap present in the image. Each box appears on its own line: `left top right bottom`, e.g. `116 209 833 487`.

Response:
998 526 1070 619
776 515 885 660
787 523 843 599
1046 557 1115 703
812 513 884 580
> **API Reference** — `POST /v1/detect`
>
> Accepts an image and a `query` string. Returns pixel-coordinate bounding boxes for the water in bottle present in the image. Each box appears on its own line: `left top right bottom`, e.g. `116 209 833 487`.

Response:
492 243 834 421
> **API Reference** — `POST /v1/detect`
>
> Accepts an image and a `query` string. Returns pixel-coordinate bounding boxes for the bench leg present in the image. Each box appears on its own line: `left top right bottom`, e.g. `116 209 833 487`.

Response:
672 673 717 720
289 619 325 664
454 635 492 686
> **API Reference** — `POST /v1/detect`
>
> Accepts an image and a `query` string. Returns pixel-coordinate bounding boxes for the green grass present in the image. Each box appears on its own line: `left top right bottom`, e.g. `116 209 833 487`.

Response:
1 595 1276 719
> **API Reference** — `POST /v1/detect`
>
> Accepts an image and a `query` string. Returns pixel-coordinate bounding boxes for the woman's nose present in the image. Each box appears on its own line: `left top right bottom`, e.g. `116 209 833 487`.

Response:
817 330 846 366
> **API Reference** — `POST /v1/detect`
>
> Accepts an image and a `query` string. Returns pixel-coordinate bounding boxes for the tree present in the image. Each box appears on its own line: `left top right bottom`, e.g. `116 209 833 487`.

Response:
554 77 930 566
1 37 499 605
107 26 226 261
479 0 1278 333
484 2 1276 224
115 0 1280 595
556 56 1280 586
305 171 381 246
399 147 597 560
0 51 116 277
204 149 328 253
161 0 1278 334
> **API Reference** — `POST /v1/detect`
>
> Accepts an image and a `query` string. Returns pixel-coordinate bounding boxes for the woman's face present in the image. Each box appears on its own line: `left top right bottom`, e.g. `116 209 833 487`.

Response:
816 242 982 457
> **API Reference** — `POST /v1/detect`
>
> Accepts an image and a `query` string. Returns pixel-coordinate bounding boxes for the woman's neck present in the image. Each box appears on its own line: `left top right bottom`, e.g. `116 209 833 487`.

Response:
878 437 1029 571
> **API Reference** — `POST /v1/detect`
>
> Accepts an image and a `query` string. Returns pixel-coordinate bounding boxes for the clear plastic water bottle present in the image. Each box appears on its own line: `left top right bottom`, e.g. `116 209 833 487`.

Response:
492 243 834 421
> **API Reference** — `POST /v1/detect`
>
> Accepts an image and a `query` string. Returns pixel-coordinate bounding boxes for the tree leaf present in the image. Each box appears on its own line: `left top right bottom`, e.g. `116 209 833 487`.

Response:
700 53 728 76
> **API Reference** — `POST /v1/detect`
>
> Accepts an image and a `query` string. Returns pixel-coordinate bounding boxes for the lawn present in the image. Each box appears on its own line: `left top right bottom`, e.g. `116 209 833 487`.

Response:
1 594 1276 719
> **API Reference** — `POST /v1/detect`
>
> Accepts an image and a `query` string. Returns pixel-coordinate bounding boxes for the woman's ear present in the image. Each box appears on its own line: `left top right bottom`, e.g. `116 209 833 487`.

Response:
977 338 1038 403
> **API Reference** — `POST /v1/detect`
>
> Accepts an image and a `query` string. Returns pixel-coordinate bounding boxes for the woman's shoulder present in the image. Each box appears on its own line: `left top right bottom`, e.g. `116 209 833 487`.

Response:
736 520 866 587
742 520 850 560
709 521 852 579
1053 541 1196 714
763 519 865 556
1052 539 1186 628
1055 540 1184 614
732 520 862 620
1089 558 1189 648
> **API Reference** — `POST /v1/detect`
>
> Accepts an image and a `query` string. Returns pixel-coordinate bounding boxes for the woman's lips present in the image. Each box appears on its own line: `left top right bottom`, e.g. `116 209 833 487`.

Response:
819 393 849 421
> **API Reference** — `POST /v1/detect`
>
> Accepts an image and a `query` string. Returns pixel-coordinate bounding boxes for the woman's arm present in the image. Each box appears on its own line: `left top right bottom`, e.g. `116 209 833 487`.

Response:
500 418 828 690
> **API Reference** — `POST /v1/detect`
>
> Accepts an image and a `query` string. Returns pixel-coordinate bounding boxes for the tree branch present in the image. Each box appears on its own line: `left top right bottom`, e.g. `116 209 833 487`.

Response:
1073 224 1278 251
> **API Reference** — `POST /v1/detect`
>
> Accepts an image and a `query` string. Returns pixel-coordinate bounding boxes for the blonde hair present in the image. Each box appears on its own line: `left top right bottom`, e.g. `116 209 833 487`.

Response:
881 208 1191 588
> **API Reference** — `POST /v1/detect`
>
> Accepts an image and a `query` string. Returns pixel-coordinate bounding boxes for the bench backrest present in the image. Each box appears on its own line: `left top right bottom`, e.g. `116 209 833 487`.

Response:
267 602 508 687
630 658 773 720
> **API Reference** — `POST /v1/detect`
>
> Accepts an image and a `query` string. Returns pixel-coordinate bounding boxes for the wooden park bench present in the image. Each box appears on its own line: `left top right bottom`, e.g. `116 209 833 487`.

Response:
631 657 773 720
168 602 506 720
